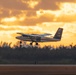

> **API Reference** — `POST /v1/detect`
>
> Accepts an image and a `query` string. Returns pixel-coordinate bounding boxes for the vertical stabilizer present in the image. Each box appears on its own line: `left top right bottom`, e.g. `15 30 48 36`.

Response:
54 28 63 40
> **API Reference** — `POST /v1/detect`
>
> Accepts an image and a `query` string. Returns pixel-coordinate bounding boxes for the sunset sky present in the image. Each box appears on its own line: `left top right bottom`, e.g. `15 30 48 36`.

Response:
0 0 76 47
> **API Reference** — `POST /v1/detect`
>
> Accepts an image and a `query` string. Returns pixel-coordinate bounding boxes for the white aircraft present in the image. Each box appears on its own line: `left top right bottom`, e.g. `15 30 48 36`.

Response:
16 28 63 45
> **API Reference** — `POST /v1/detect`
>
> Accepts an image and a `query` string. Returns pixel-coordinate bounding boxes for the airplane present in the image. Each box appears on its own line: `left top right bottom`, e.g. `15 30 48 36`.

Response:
16 28 63 46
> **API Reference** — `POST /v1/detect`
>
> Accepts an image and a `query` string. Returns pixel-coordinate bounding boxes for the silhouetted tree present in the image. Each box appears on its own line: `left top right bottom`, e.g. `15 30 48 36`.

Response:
0 41 75 64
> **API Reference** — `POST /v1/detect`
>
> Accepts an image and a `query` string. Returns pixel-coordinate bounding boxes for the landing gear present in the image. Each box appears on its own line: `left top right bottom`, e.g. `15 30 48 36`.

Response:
19 41 39 46
36 42 38 45
30 42 33 45
20 41 22 44
19 41 26 47
30 42 38 46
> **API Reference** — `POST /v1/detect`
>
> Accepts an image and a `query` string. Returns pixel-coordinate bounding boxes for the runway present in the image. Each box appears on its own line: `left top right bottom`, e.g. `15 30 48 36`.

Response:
0 64 76 75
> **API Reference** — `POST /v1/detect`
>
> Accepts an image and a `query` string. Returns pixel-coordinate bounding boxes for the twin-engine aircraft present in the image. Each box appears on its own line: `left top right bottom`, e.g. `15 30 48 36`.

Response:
16 28 63 45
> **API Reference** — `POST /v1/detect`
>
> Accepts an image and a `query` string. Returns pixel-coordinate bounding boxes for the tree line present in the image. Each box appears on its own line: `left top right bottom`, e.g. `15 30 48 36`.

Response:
0 42 76 64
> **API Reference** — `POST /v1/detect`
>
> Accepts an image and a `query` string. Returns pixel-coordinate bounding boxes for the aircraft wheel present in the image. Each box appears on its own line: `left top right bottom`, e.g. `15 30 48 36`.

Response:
20 41 22 44
36 42 38 45
30 42 33 45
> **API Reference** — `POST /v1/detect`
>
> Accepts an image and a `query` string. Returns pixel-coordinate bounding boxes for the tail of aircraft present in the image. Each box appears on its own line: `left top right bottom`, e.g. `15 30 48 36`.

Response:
53 28 63 40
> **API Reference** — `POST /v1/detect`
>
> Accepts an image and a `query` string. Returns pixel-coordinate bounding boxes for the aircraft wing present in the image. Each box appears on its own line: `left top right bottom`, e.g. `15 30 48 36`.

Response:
17 32 39 37
17 32 32 37
38 33 52 37
17 32 52 37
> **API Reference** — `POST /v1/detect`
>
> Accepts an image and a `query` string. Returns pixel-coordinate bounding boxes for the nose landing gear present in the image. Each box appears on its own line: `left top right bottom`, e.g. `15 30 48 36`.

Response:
30 42 39 46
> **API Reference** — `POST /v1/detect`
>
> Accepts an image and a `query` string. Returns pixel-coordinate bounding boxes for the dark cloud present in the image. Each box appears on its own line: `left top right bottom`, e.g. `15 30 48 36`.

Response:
35 0 75 10
0 0 75 10
35 0 58 10
0 0 29 10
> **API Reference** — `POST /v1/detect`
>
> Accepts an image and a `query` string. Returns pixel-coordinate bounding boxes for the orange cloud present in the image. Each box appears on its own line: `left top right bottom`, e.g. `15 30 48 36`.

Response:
35 0 75 10
21 0 40 9
55 3 76 22
0 1 76 26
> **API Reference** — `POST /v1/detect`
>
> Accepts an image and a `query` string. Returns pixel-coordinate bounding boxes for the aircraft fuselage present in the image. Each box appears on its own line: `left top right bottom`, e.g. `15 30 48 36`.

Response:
16 36 60 42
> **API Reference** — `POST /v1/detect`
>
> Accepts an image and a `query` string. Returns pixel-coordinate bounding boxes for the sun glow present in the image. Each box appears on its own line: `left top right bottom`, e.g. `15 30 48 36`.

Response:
59 3 76 15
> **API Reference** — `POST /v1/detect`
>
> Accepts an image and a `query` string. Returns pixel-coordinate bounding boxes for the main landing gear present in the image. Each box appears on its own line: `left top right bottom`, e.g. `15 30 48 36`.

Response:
20 41 22 44
19 41 39 47
30 42 39 46
30 42 33 45
36 42 38 45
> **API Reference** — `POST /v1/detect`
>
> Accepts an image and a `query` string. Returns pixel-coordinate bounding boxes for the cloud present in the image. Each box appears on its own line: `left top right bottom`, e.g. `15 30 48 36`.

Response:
26 10 36 17
62 23 76 33
21 0 40 9
35 0 75 10
23 13 55 25
0 25 43 33
0 0 28 10
0 10 55 25
0 0 76 26
0 0 74 10
0 0 40 10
